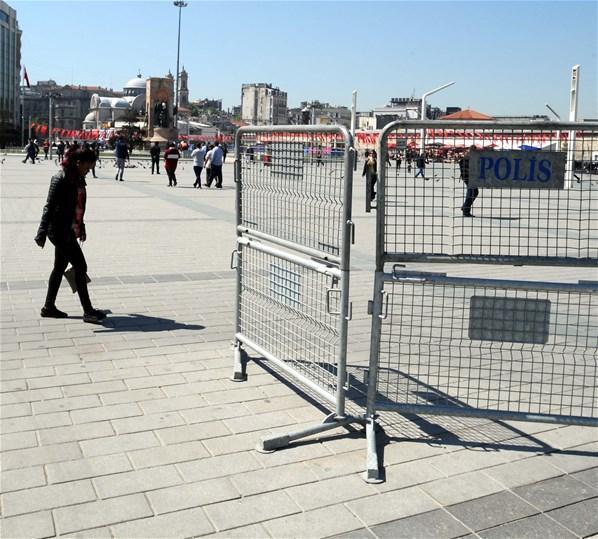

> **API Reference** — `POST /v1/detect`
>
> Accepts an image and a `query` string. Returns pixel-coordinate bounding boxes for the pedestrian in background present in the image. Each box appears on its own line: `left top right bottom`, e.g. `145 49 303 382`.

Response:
362 150 378 201
191 141 207 188
396 152 402 169
23 139 38 164
164 142 180 187
206 141 224 188
460 146 478 217
203 143 214 186
35 146 106 324
414 153 427 179
56 140 65 163
90 142 100 178
222 142 228 163
114 136 129 181
150 142 161 175
43 140 50 160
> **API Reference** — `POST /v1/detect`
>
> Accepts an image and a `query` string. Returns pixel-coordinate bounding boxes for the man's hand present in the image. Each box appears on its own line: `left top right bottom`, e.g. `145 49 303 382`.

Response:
34 236 45 248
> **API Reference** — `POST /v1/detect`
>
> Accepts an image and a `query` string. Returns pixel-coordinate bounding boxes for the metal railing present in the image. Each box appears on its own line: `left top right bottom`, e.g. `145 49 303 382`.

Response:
364 120 598 482
231 125 362 451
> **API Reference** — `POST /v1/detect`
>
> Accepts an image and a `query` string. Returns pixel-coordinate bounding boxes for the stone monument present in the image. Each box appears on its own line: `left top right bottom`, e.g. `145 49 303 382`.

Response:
146 76 177 142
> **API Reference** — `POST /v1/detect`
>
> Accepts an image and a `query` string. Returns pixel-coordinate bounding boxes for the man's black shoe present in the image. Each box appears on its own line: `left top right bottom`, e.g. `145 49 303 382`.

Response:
41 306 68 318
83 309 106 324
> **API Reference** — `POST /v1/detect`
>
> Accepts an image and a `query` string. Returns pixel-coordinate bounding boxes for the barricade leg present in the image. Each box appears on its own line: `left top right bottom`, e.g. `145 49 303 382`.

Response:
364 416 382 483
363 270 386 483
231 340 247 382
257 412 364 453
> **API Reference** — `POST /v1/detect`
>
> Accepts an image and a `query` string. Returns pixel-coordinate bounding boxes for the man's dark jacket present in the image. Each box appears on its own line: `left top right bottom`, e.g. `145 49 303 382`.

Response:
36 170 85 246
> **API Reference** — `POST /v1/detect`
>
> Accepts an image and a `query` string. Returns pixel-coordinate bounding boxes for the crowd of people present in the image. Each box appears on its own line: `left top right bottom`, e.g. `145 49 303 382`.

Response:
147 139 227 188
22 136 229 187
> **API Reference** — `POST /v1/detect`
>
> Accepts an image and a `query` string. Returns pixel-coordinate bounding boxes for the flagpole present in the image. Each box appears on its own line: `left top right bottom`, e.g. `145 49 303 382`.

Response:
20 86 24 147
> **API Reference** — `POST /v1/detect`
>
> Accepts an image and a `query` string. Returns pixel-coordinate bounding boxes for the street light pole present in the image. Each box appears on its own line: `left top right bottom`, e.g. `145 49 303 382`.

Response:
350 90 357 137
546 103 561 152
173 1 187 133
565 64 580 189
419 81 455 153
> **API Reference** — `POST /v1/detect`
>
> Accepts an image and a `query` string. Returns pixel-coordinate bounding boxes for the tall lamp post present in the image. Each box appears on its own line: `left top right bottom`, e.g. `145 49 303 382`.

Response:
564 65 580 189
48 93 60 160
173 1 187 132
419 81 455 153
546 103 561 151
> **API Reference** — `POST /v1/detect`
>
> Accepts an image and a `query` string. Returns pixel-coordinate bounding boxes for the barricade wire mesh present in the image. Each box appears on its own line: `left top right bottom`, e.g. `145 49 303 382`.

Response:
376 275 597 421
238 130 347 256
239 245 340 394
382 124 598 264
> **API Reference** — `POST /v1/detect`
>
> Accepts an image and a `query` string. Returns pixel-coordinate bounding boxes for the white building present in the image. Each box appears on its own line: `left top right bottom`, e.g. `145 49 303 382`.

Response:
241 83 287 125
82 74 146 129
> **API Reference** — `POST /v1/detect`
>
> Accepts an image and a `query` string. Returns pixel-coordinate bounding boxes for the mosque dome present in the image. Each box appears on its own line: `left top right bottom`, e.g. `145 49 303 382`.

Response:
111 98 130 109
123 74 146 97
124 75 146 90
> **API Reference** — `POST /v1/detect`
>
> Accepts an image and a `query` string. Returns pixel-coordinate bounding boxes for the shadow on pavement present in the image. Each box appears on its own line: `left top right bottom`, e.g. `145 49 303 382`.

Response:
242 353 597 480
91 313 205 332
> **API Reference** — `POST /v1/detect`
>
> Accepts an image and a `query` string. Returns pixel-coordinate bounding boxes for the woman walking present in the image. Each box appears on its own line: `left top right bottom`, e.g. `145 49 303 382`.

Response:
35 147 106 323
164 142 181 187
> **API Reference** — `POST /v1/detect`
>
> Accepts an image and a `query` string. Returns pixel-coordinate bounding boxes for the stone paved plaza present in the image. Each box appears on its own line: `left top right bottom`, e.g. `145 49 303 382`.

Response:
0 153 597 538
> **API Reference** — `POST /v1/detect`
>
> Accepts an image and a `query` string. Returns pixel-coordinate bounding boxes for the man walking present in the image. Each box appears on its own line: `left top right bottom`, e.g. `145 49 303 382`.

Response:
150 142 161 175
460 146 478 217
114 136 129 181
414 153 427 179
164 142 180 187
56 140 65 163
191 141 207 188
206 141 224 188
23 139 38 164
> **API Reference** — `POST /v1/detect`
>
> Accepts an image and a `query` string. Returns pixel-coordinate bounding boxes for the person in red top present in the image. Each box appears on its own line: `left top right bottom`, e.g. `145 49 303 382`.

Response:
164 142 181 187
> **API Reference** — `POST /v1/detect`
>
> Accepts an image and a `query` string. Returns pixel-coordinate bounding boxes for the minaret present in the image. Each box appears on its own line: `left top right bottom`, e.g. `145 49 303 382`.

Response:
179 66 189 107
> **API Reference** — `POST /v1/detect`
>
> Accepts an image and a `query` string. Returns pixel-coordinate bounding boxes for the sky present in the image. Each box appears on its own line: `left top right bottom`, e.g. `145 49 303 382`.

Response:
13 0 598 118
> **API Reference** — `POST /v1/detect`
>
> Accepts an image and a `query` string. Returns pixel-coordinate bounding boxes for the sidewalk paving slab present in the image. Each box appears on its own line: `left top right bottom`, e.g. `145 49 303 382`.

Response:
1 156 597 538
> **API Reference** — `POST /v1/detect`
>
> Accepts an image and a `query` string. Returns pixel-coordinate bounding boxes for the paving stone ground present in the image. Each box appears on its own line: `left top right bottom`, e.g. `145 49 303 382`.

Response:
1 153 597 538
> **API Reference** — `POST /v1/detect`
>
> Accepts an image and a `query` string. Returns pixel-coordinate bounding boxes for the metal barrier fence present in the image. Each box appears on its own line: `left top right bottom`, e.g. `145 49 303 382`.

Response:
231 126 363 450
365 121 598 482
